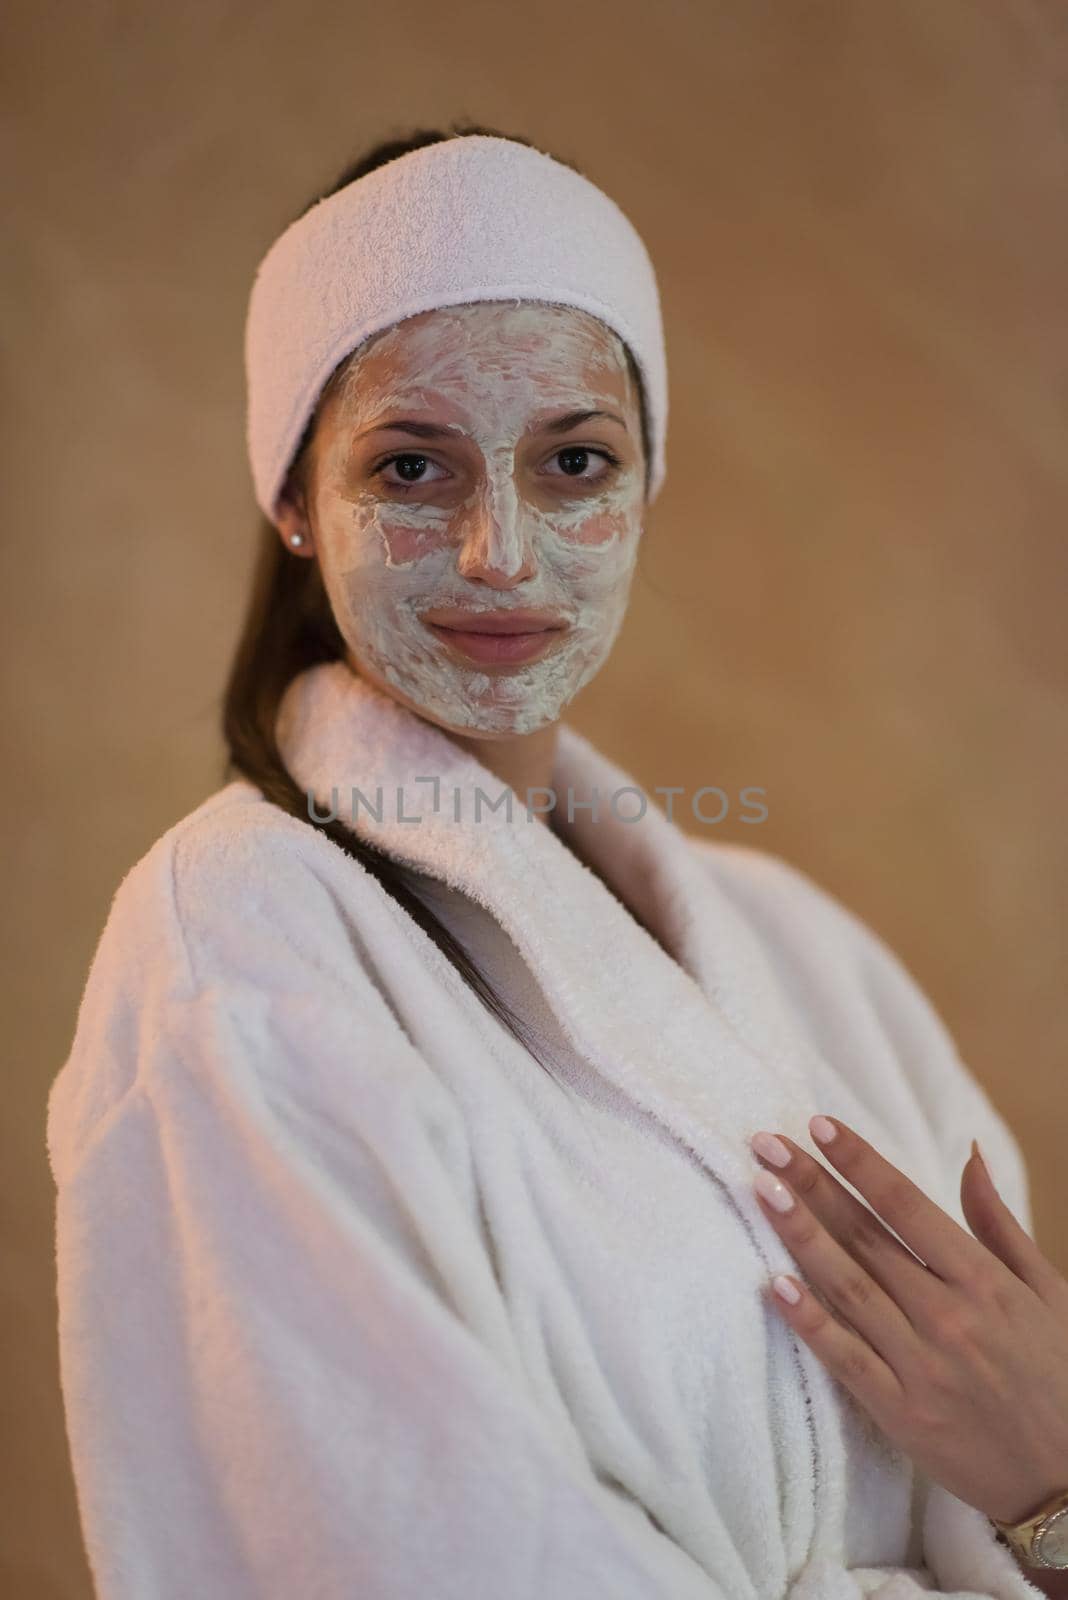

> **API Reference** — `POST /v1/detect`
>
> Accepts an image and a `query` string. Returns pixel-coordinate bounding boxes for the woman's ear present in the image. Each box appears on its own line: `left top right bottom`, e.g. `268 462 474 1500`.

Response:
273 476 315 557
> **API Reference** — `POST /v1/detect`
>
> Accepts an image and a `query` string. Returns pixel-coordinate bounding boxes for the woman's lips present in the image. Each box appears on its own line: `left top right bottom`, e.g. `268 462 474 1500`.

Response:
423 621 568 665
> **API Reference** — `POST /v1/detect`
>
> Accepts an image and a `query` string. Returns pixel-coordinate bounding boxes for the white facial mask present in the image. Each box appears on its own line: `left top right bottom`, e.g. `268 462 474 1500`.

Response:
308 302 645 737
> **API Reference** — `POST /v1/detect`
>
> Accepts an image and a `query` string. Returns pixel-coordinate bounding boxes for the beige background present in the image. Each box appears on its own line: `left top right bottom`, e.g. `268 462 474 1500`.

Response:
5 1 1066 1593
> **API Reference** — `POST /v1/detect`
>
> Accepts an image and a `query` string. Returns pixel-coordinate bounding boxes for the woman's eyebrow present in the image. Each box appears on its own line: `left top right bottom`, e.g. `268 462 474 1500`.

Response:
356 418 464 441
538 408 628 436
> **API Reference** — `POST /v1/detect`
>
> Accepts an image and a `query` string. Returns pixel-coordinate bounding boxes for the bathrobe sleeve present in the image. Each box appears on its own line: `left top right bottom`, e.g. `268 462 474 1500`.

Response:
46 813 726 1600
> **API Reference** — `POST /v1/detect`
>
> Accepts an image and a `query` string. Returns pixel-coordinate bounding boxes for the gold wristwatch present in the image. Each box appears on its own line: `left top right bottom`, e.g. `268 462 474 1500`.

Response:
992 1486 1068 1569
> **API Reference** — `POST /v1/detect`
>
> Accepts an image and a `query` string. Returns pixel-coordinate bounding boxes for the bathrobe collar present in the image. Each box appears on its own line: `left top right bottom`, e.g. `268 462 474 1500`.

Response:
275 660 825 1196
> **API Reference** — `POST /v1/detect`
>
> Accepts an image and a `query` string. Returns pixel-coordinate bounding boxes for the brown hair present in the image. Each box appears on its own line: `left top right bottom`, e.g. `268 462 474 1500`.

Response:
222 121 652 1072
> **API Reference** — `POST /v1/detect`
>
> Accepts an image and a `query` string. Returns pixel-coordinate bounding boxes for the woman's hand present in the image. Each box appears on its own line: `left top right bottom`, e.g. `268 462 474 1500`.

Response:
748 1115 1068 1529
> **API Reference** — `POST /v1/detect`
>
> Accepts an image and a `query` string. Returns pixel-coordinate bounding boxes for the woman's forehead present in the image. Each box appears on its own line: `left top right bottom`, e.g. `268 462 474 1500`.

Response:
331 301 634 420
358 303 626 382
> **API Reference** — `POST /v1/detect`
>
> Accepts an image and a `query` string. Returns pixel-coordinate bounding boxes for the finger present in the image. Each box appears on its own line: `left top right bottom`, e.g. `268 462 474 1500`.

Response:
752 1164 922 1379
763 1270 906 1427
751 1131 946 1326
805 1115 990 1287
963 1143 1068 1310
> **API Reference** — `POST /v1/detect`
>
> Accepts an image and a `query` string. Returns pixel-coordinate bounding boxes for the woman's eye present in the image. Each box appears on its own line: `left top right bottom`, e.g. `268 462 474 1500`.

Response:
374 453 448 491
544 446 621 483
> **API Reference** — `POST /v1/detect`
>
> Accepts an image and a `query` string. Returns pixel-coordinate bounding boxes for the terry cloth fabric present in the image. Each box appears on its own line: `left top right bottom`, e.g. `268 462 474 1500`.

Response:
244 133 669 524
47 660 1045 1599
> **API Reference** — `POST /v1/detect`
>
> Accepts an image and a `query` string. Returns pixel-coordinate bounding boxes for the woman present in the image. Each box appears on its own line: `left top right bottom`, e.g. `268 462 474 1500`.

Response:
47 124 1068 1600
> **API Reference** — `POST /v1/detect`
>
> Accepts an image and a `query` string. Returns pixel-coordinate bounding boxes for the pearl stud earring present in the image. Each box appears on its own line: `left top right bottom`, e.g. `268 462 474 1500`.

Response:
289 531 306 548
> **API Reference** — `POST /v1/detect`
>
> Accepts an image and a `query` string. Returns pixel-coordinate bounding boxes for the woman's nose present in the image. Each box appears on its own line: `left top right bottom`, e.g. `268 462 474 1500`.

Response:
454 497 538 586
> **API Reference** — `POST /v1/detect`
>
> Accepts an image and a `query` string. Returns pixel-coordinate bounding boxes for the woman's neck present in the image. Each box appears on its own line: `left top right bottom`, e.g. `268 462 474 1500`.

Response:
440 721 561 828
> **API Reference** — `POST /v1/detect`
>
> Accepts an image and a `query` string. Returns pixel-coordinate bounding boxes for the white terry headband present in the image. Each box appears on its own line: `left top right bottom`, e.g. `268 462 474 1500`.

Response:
244 134 669 524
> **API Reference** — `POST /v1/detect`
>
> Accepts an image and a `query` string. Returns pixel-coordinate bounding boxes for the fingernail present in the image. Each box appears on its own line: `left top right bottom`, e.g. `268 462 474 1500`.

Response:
971 1137 993 1184
750 1131 792 1168
755 1167 796 1212
771 1274 802 1304
810 1115 837 1145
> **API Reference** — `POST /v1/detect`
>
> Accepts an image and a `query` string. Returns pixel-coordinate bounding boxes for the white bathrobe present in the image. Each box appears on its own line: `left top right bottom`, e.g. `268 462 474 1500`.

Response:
46 659 1047 1600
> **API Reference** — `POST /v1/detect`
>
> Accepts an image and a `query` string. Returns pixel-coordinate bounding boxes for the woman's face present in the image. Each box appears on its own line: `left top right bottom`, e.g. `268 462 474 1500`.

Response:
279 300 647 737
